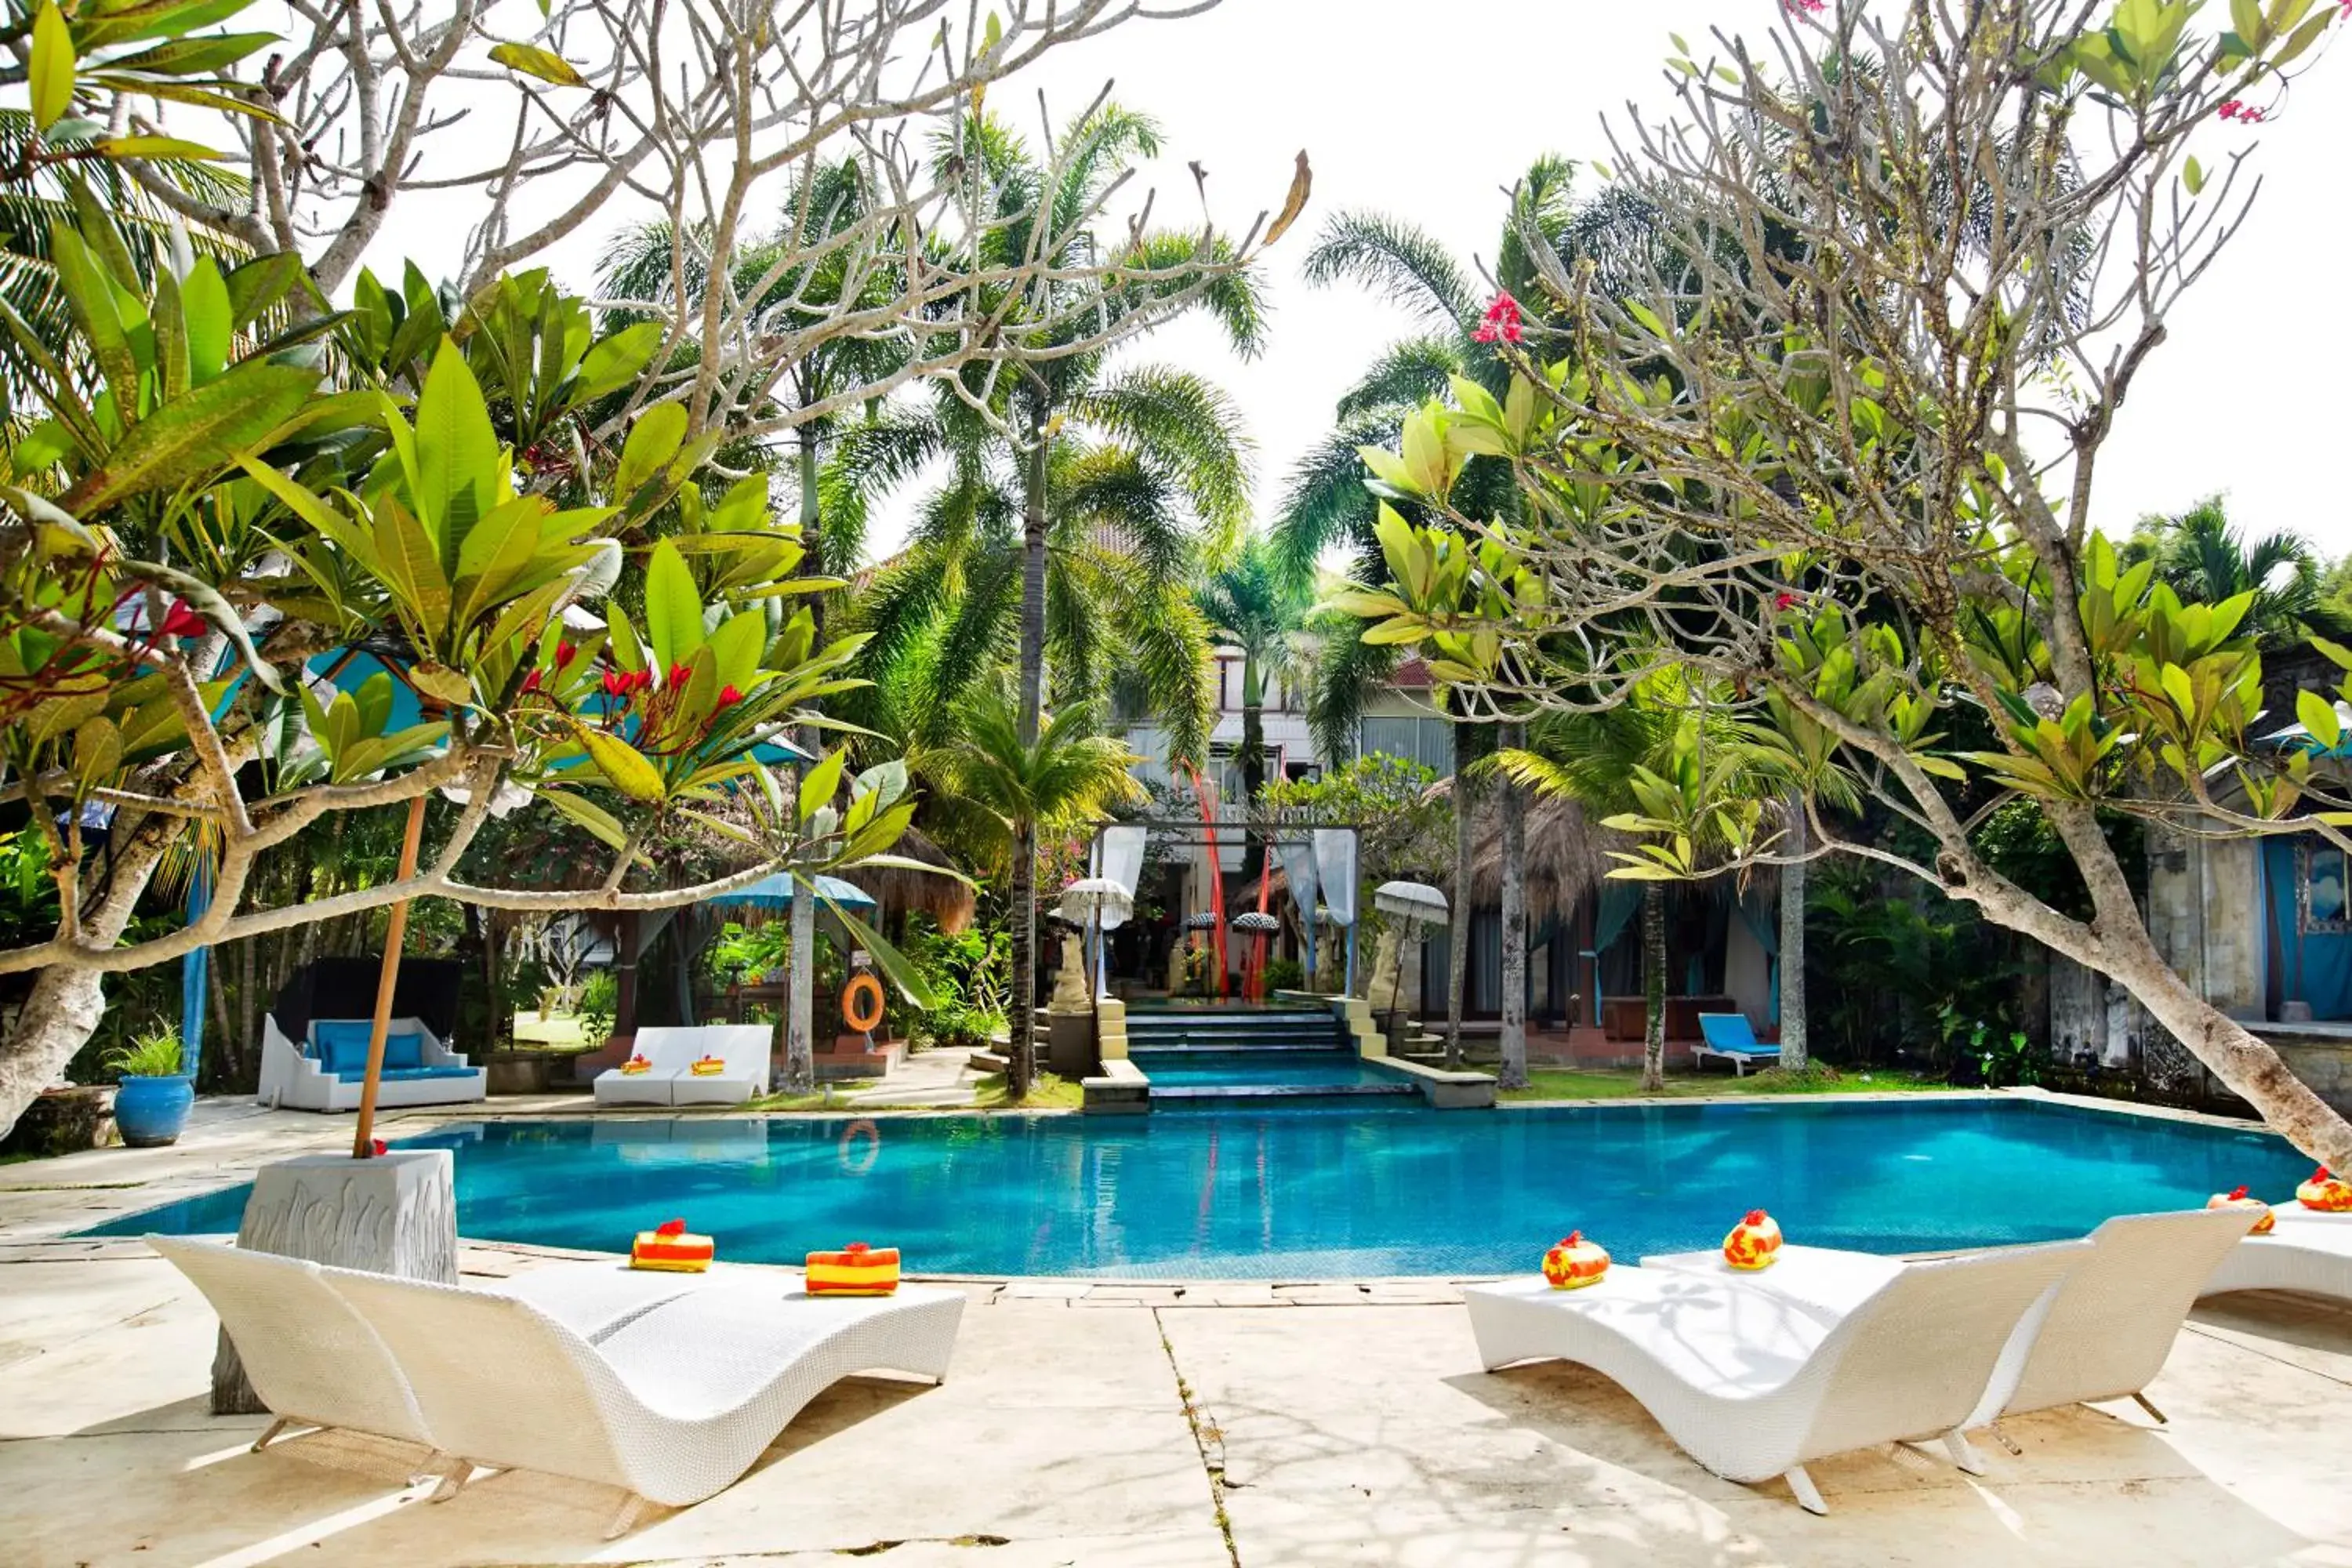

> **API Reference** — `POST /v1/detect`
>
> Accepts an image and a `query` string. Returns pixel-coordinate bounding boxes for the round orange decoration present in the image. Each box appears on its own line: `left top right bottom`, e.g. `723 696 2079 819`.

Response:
2297 1167 2352 1212
1542 1232 1610 1290
840 973 885 1033
1723 1208 1784 1270
2208 1186 2276 1234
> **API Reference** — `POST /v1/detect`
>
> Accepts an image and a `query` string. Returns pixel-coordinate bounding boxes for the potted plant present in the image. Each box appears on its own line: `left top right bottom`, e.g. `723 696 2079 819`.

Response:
105 1026 193 1148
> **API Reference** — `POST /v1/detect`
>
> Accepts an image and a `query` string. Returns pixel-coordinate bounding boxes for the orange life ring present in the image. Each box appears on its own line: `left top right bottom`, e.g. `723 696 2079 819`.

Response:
838 1118 880 1175
840 972 885 1033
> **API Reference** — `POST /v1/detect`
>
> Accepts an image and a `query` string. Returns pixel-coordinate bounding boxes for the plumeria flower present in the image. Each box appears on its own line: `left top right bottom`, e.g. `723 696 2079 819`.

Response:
1773 591 1802 612
716 684 744 709
521 668 543 693
1784 0 1826 13
667 661 691 688
601 667 627 699
2218 100 2267 124
158 600 209 638
554 641 579 669
1472 290 1524 346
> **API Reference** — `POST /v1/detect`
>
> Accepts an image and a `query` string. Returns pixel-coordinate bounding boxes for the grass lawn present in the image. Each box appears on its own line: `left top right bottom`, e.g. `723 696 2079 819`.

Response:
1501 1065 1958 1102
510 1011 591 1048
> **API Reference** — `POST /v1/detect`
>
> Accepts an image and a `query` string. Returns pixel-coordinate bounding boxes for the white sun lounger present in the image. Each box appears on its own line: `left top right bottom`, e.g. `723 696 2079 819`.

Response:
2201 1207 2352 1305
1466 1239 2089 1514
144 1236 726 1456
327 1263 963 1535
1644 1207 2259 1432
662 1022 775 1106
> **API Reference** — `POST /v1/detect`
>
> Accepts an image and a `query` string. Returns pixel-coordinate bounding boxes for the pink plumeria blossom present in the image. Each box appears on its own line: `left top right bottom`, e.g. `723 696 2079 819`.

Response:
2218 99 2268 124
1784 0 1826 13
1472 290 1524 346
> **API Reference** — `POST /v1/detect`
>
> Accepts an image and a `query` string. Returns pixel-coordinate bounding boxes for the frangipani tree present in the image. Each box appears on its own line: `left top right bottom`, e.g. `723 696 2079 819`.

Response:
1334 0 2352 1163
0 210 922 1133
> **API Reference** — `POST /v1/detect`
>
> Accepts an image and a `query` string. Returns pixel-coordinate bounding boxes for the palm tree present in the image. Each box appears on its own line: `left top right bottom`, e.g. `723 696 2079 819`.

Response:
1497 683 1790 1092
2125 496 2337 648
829 102 1262 1075
938 691 1145 1095
1196 537 1312 884
1279 160 1577 1040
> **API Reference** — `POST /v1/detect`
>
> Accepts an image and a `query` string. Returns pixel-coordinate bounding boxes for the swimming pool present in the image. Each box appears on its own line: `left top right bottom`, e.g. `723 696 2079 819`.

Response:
93 1098 2307 1279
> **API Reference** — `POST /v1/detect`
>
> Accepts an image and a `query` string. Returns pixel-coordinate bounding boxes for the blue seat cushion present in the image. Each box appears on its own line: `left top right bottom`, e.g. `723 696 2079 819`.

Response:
332 1065 477 1083
312 1021 424 1073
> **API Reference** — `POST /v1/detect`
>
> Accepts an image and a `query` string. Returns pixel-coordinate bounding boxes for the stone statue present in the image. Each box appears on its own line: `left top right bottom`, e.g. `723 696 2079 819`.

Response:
1365 928 1403 1010
1047 931 1091 1014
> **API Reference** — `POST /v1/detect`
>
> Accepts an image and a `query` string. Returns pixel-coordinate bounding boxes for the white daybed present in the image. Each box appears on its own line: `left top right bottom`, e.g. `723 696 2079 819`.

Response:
258 1013 485 1112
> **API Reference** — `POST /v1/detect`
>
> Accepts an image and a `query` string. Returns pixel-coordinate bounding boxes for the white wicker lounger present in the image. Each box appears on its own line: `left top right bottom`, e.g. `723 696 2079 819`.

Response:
144 1237 726 1456
662 1023 775 1106
327 1265 964 1536
1644 1207 2259 1433
2200 1209 2352 1304
1467 1240 2089 1515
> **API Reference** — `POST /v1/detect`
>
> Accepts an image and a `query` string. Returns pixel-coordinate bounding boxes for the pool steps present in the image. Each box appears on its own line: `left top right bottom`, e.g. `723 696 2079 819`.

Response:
1081 1000 1497 1113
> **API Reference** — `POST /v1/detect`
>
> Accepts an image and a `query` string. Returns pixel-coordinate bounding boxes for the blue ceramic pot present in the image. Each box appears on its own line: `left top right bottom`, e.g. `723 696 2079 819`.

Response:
114 1074 194 1147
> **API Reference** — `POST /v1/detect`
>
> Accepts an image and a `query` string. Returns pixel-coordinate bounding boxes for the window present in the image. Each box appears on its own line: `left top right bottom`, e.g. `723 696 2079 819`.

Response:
2301 841 2350 933
1358 716 1453 776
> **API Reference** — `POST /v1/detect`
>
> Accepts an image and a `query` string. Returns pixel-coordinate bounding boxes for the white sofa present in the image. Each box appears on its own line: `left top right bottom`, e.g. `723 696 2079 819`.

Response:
258 1013 487 1112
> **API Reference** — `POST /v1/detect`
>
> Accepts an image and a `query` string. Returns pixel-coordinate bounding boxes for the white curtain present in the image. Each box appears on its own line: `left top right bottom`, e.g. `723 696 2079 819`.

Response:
1098 826 1148 929
1313 829 1358 924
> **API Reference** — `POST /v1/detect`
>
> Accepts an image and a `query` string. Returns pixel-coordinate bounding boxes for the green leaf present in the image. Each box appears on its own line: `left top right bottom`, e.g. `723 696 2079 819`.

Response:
72 714 122 786
798 747 847 822
615 403 687 496
223 251 306 328
643 539 703 670
48 225 138 409
60 363 318 513
412 338 500 552
179 256 230 383
825 900 938 1009
538 786 632 851
99 31 274 74
488 40 586 85
92 135 229 161
2297 689 2343 750
2183 156 2206 196
31 2 74 130
572 321 662 402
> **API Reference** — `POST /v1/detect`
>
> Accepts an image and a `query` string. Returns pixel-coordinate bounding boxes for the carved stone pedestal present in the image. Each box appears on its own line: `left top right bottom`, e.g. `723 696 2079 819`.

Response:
209 1149 457 1415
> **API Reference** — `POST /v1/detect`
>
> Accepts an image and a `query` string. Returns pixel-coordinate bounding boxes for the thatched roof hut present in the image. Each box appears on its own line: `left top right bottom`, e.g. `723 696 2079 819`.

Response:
838 826 976 934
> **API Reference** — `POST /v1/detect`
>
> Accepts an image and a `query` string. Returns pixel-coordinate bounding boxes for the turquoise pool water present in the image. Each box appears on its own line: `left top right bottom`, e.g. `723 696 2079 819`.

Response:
1128 1048 1405 1089
92 1099 2308 1278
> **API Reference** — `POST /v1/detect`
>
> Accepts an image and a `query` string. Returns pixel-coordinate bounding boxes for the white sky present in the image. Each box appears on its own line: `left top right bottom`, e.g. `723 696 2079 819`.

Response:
345 0 2352 565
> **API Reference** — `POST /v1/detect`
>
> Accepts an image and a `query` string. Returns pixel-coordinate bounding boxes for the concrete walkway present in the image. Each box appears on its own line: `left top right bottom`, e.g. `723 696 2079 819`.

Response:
5 1107 2352 1564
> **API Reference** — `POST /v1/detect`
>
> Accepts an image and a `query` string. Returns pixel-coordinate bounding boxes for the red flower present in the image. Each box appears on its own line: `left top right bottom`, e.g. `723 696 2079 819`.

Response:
602 668 626 698
2228 1186 2249 1200
369 1138 387 1157
521 668 543 693
158 600 209 638
2218 100 2267 124
667 661 691 689
1784 0 1825 12
1472 290 1524 346
554 641 579 669
632 669 655 693
656 1218 688 1236
1773 591 1800 612
716 684 744 709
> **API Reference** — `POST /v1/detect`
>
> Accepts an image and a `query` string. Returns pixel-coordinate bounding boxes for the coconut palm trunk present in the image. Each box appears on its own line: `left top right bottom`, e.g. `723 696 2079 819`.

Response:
786 432 824 1095
1779 793 1807 1073
1445 752 1476 1068
1007 398 1051 1098
1641 883 1668 1093
1497 724 1528 1091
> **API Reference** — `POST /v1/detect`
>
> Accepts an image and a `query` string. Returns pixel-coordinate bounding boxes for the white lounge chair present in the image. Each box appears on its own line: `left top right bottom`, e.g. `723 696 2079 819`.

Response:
2201 1208 2352 1305
662 1022 775 1105
143 1237 720 1456
1467 1239 2089 1514
1645 1208 2258 1435
327 1264 963 1535
592 1026 695 1107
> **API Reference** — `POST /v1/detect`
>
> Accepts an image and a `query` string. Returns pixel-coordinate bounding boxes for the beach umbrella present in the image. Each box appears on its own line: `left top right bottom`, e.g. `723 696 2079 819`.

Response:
710 872 879 913
1229 910 1279 934
1057 877 1134 927
1371 881 1450 1033
1184 911 1221 930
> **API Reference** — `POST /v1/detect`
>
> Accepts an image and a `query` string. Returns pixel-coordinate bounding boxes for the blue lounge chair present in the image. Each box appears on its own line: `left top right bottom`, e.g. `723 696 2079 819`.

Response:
1695 1012 1782 1076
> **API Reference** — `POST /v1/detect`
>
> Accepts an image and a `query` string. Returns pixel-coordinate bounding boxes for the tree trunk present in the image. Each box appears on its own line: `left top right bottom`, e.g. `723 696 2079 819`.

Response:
1497 727 1528 1091
1641 883 1667 1093
1445 750 1475 1069
0 814 176 1136
1237 652 1267 887
1007 818 1036 1098
1779 794 1808 1073
1004 398 1050 1102
785 432 826 1095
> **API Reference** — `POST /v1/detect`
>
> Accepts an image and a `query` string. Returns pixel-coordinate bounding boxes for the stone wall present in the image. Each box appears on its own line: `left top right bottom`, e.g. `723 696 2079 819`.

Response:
2262 1036 2352 1119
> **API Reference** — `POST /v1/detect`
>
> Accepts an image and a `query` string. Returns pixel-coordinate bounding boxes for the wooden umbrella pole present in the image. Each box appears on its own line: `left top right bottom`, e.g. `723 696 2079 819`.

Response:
352 793 429 1159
